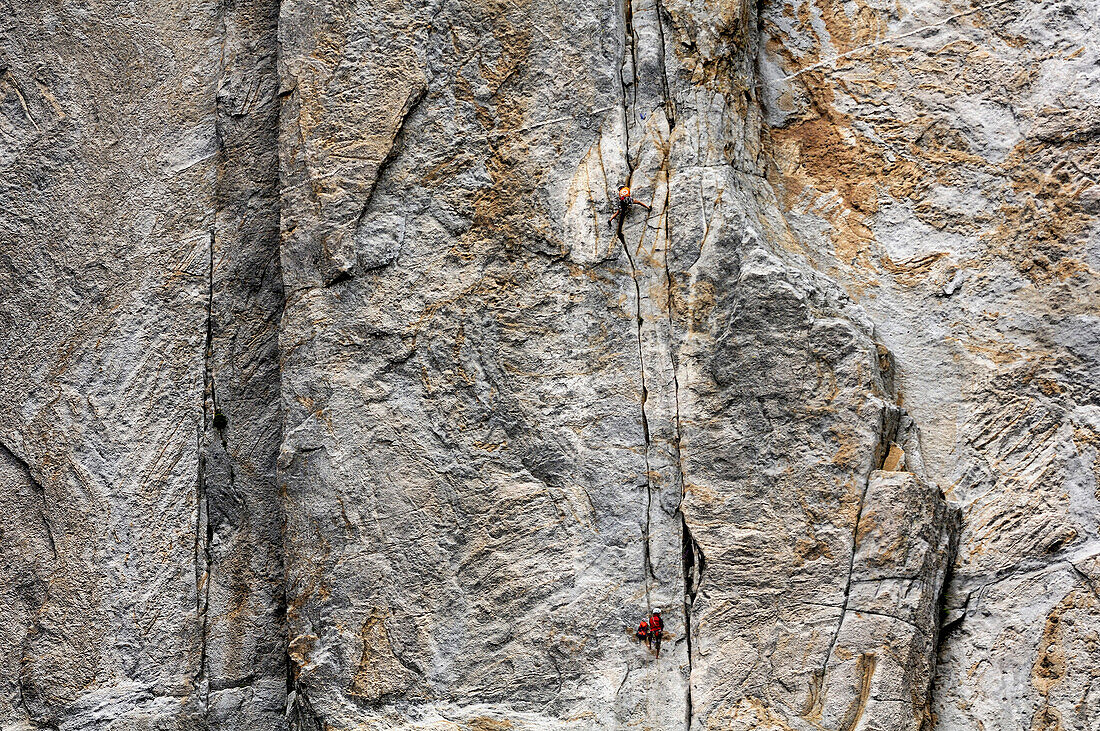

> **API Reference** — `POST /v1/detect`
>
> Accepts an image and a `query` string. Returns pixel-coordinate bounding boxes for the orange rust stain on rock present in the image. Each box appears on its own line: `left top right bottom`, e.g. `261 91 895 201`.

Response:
878 252 950 287
813 0 887 56
1030 601 1070 731
829 426 867 469
465 718 516 731
985 139 1095 283
288 632 317 670
450 0 560 264
764 6 1098 286
794 536 834 564
686 279 719 334
769 106 923 269
348 609 420 702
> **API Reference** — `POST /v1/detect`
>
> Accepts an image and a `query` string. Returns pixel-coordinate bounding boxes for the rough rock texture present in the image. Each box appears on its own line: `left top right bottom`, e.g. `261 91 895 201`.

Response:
1 1 284 729
757 0 1100 727
1 0 1096 729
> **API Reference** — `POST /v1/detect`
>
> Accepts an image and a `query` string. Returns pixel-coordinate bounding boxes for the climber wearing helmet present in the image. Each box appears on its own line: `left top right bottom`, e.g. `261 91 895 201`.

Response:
608 184 651 226
649 608 664 657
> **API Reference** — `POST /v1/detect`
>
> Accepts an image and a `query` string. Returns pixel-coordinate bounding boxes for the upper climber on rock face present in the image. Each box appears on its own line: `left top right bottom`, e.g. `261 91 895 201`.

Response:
608 185 651 226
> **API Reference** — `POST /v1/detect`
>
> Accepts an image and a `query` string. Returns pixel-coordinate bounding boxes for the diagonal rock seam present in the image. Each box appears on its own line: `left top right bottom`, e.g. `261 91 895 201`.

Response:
807 404 961 726
0 440 57 561
343 82 428 282
811 413 885 696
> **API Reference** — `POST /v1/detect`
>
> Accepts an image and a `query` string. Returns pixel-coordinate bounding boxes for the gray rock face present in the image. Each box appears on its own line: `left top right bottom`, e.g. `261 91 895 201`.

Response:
1 1 284 729
1 0 1095 730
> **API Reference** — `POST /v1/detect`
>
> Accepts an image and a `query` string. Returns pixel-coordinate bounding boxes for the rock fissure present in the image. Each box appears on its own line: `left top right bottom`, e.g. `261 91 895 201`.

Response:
1069 562 1100 602
195 228 216 718
813 413 893 691
617 0 656 603
651 5 698 725
194 4 230 708
653 0 675 131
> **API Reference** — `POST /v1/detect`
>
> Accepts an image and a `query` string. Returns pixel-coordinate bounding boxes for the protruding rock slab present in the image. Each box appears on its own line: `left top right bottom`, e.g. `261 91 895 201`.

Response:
810 470 960 731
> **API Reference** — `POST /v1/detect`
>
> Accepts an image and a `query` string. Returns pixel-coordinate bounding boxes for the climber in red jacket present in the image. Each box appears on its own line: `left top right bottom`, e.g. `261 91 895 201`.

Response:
608 184 651 226
649 608 664 657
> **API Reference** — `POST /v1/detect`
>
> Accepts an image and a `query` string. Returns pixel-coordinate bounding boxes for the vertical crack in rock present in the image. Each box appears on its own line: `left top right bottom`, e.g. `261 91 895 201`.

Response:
619 0 697 723
649 4 698 725
193 3 230 710
201 0 288 720
618 0 656 600
288 675 324 731
195 229 216 719
653 0 675 131
622 0 639 114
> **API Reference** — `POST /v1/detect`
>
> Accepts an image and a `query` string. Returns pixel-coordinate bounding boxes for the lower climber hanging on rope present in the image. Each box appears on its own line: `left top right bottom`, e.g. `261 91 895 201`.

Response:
608 184 651 226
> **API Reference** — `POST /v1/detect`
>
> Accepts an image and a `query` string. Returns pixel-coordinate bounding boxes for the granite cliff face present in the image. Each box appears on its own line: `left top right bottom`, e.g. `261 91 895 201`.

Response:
0 0 1096 728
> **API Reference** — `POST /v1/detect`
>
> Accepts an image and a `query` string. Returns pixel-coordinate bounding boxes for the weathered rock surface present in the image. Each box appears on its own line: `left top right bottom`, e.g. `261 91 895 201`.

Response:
1 0 1095 729
758 0 1100 726
1 1 284 728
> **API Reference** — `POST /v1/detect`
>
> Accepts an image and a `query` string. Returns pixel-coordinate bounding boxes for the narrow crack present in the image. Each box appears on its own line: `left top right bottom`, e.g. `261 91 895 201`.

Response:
1070 562 1100 603
193 1 229 713
288 684 325 731
618 0 655 606
649 1 697 725
195 228 216 719
623 0 639 115
653 0 675 131
813 436 882 695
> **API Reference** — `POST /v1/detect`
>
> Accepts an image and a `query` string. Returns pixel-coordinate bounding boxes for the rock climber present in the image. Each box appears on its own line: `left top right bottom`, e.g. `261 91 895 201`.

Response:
608 184 651 226
636 616 650 643
649 608 663 658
